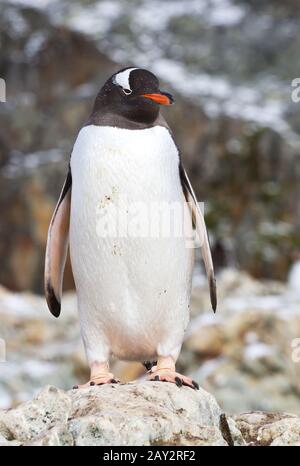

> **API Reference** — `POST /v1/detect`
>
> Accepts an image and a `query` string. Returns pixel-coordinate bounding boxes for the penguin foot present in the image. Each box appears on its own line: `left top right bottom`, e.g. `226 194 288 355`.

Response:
146 356 199 390
73 362 119 389
147 370 199 390
73 374 119 389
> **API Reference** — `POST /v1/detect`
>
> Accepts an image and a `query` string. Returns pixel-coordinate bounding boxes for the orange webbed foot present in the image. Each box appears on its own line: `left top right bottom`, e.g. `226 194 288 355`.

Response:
73 361 119 389
147 369 199 390
146 356 199 390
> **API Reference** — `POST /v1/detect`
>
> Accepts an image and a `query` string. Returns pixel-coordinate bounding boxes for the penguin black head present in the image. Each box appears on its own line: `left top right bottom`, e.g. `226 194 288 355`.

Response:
92 67 174 125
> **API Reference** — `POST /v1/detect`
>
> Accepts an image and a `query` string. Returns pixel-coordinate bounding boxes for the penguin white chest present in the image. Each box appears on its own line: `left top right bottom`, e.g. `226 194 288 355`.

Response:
70 125 193 362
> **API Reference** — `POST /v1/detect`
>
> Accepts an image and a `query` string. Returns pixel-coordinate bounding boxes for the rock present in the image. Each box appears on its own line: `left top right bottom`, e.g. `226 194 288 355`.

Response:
234 412 300 446
0 286 84 409
0 433 21 446
0 385 71 443
2 382 299 446
185 317 225 358
0 383 244 446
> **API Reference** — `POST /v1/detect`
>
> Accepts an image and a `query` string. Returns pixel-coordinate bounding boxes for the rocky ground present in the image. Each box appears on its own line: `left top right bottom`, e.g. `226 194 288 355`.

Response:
1 266 300 418
0 383 239 446
1 382 300 446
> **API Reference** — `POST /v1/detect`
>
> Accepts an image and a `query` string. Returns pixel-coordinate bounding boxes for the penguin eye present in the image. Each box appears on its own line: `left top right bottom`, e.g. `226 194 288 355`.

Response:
122 88 132 96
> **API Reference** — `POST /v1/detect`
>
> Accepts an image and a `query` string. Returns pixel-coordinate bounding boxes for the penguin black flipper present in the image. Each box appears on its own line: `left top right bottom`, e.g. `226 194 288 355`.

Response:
180 163 217 313
44 167 72 317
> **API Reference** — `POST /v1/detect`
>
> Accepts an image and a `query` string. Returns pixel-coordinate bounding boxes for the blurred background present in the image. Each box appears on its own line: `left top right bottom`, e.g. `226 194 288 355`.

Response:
0 0 300 414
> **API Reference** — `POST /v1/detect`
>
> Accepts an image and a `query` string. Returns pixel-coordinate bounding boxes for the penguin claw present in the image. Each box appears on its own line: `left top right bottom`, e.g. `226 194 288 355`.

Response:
97 378 120 386
147 370 199 390
192 380 199 390
73 375 119 389
175 377 182 387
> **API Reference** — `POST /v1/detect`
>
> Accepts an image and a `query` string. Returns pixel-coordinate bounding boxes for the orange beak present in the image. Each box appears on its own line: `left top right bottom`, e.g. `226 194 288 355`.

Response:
141 92 174 105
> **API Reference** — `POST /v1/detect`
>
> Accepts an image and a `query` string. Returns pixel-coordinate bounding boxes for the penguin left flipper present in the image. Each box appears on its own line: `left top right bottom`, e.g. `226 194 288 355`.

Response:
44 167 72 317
180 163 217 313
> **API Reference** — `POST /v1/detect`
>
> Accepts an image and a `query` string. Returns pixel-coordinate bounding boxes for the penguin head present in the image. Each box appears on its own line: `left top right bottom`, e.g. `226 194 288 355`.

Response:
93 67 174 124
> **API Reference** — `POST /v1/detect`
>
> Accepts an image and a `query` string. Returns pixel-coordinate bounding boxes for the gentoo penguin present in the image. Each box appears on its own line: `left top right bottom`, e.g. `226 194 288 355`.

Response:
44 67 216 389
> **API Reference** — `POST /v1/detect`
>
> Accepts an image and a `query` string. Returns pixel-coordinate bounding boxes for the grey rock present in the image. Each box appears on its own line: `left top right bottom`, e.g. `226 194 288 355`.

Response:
234 412 300 446
0 433 21 446
0 382 244 446
0 385 71 443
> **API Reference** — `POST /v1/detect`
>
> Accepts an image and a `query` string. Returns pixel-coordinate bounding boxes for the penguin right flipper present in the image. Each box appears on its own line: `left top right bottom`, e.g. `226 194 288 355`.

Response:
44 167 72 317
180 164 217 313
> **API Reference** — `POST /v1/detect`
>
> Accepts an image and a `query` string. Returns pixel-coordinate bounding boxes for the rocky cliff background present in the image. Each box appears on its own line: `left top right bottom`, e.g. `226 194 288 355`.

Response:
1 0 300 291
0 0 300 422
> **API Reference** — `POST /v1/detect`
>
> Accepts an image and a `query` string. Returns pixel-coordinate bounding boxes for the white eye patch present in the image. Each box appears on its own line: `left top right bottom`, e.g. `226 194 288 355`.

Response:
113 67 139 92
